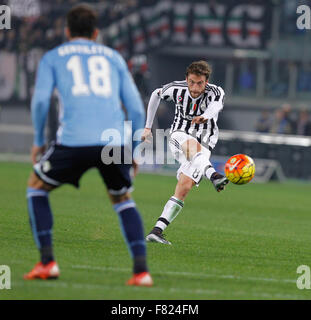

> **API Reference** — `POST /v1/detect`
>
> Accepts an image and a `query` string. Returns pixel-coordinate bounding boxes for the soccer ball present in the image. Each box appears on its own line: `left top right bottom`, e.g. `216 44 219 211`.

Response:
224 154 255 185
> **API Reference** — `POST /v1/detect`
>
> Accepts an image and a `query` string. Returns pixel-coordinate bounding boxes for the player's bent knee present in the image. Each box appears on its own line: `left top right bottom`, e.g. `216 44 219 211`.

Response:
109 192 131 204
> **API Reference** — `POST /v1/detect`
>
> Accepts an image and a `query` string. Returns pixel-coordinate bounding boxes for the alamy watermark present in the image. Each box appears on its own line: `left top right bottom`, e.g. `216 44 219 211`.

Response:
297 265 311 289
99 121 206 165
0 5 11 30
297 5 311 30
0 265 11 289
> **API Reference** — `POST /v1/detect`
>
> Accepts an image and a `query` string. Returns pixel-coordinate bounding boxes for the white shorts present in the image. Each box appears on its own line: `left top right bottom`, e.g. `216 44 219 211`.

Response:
169 131 211 185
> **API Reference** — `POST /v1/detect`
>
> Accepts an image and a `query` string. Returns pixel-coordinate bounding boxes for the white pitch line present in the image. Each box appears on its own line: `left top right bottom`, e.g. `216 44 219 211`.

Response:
10 280 221 296
11 280 301 299
72 264 296 284
7 261 297 284
10 280 301 300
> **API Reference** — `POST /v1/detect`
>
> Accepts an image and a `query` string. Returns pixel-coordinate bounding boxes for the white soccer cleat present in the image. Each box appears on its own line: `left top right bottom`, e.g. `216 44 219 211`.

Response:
146 231 172 245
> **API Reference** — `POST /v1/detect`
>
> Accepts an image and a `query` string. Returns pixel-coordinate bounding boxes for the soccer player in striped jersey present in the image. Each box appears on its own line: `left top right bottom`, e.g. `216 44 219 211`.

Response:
142 60 228 245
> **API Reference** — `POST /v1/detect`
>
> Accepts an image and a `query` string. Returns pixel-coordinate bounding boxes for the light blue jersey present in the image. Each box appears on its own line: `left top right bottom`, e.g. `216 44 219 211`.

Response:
31 39 145 147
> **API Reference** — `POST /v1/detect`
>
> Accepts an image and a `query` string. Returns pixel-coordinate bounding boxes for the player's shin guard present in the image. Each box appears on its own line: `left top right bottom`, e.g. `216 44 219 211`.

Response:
26 187 54 265
155 197 184 231
113 200 147 274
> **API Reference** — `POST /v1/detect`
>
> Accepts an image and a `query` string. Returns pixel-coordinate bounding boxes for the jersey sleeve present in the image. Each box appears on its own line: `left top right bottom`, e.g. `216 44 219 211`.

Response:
202 86 225 120
209 85 225 105
31 53 55 147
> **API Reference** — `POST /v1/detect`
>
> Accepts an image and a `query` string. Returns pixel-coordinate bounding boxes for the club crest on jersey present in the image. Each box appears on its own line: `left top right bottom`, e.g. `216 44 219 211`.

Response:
200 100 207 112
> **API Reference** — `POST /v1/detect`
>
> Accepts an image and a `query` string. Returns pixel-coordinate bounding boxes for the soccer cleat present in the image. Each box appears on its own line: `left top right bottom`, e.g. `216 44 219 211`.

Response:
146 230 172 245
211 172 229 192
126 272 153 287
23 261 60 280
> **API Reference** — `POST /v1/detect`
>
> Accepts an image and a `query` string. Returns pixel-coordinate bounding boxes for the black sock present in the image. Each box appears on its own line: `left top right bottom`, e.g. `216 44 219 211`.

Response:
211 172 222 181
153 227 163 234
27 188 54 265
134 256 148 274
40 246 54 265
113 200 148 275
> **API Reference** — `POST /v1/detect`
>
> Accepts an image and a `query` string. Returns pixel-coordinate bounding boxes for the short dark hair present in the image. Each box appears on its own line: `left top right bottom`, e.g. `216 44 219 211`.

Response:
67 4 97 38
186 61 212 80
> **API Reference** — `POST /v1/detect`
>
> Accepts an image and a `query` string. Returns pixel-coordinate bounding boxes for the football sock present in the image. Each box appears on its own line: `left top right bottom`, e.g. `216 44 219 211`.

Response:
155 197 184 231
210 172 224 181
133 256 148 274
40 246 54 265
113 200 147 273
205 165 217 180
27 187 55 265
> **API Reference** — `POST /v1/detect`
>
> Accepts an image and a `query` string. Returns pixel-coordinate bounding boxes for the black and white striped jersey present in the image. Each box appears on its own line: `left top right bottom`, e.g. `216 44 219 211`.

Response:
157 80 225 150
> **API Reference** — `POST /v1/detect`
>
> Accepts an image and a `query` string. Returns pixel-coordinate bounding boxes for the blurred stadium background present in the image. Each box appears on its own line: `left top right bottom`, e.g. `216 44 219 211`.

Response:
2 0 311 301
1 0 311 181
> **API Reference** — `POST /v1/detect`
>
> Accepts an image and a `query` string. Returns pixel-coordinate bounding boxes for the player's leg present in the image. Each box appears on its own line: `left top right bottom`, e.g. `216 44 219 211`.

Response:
146 133 196 244
146 133 227 245
98 151 152 286
146 173 195 245
108 192 152 286
182 137 228 192
24 171 60 280
24 144 85 280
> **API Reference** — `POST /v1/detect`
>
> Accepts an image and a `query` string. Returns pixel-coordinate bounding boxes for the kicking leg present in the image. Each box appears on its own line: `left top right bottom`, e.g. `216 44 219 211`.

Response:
182 138 228 192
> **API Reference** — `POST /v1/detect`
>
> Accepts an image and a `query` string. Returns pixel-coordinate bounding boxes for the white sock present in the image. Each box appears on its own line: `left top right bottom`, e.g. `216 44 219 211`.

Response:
155 196 184 231
205 165 216 180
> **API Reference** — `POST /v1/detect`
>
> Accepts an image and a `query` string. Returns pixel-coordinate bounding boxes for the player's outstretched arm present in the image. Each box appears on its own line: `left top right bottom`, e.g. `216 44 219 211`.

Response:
31 53 55 155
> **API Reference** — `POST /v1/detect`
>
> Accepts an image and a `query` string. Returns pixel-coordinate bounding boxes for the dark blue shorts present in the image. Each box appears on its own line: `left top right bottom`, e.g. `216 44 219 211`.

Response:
34 143 133 195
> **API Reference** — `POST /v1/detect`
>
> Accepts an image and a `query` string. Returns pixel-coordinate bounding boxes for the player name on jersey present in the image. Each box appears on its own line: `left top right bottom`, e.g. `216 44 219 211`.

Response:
58 44 113 57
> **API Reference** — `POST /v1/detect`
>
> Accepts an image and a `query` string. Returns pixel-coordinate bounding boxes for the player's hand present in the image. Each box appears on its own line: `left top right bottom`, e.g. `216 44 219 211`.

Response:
132 159 139 178
31 145 46 165
141 128 152 143
191 116 208 125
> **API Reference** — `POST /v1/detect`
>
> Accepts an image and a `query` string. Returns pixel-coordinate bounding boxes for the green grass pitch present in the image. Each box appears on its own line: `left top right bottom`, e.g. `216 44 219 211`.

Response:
1 161 311 300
